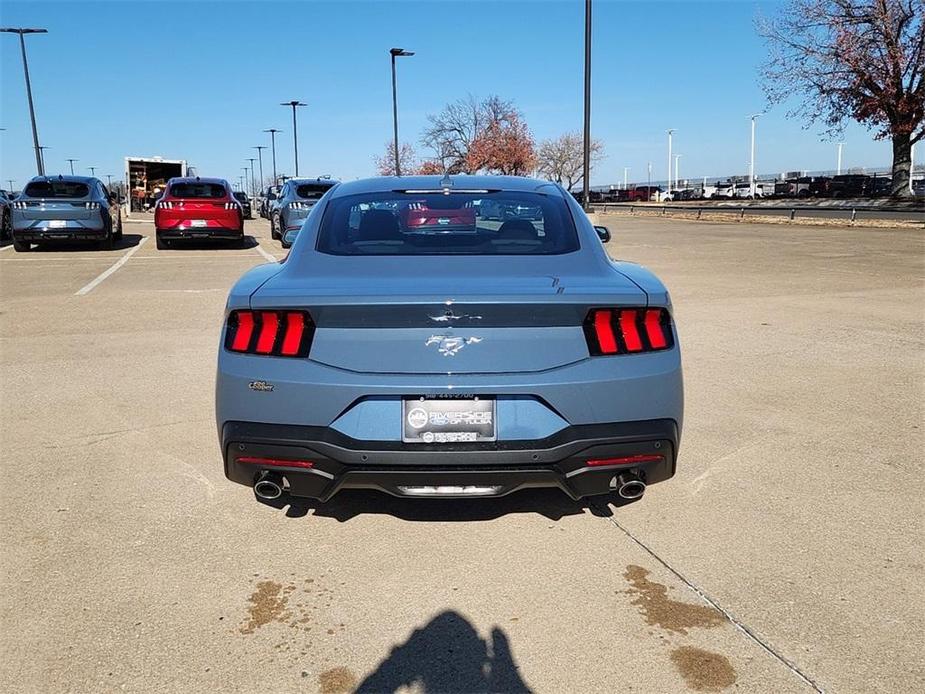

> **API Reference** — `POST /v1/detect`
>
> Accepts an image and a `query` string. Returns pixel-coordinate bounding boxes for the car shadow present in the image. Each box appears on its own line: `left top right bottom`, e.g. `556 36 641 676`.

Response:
161 236 259 251
349 611 533 693
30 233 145 252
256 487 637 522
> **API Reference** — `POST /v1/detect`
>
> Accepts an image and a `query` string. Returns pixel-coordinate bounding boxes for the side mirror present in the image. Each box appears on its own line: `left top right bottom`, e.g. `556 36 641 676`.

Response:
594 225 611 243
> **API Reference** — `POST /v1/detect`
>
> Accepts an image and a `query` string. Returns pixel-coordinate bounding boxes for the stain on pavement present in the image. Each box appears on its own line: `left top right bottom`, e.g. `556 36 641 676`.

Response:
240 580 291 634
318 666 358 694
623 565 726 635
670 646 737 692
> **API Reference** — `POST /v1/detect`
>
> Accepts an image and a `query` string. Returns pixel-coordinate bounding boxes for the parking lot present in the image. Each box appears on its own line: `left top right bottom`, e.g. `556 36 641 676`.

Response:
0 214 921 693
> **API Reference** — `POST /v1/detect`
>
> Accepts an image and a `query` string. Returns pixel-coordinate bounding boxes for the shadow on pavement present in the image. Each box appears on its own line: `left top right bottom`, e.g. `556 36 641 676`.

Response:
30 233 145 252
257 487 637 522
160 236 259 251
354 611 533 694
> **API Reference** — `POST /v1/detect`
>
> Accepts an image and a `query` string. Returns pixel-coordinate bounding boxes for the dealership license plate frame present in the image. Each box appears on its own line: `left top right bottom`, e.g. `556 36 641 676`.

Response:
402 397 496 444
48 220 67 229
190 219 208 228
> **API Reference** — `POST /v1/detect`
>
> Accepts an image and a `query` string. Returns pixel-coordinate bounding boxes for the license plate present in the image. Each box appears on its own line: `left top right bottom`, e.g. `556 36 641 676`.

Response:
402 397 496 443
48 220 67 228
190 219 207 228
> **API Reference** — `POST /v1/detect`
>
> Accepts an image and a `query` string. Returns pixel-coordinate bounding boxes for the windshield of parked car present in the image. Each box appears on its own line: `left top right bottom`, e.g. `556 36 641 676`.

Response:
24 181 90 198
169 182 226 198
316 191 579 256
296 184 333 199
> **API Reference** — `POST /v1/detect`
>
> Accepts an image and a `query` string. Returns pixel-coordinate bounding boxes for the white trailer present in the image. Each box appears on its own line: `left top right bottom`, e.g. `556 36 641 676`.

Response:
125 156 187 215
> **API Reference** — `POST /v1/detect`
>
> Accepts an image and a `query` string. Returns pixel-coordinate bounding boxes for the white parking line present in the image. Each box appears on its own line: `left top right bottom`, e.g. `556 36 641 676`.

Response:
254 243 278 263
74 237 149 296
0 244 13 252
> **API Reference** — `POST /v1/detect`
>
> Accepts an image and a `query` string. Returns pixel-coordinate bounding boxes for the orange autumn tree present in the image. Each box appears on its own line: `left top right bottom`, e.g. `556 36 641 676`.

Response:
466 107 536 176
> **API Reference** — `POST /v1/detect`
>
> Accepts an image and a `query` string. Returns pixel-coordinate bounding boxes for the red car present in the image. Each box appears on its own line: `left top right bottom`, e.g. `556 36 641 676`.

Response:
400 201 476 233
154 177 243 249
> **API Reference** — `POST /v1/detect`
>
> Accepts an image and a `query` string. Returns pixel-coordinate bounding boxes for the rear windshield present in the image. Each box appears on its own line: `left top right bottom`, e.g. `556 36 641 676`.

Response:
233 192 248 202
169 182 226 199
296 184 333 199
24 181 90 198
316 191 579 256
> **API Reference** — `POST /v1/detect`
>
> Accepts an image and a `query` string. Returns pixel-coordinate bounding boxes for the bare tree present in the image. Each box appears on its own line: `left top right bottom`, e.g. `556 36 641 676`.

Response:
467 109 536 175
536 132 605 190
373 142 417 176
421 94 518 173
759 0 924 196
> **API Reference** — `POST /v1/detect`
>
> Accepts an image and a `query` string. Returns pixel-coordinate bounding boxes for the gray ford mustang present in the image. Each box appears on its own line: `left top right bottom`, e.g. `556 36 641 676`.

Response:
216 175 683 503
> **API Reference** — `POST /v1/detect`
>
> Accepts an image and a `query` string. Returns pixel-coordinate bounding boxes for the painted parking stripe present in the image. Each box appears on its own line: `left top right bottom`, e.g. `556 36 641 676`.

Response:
74 237 149 296
254 243 278 263
0 244 12 252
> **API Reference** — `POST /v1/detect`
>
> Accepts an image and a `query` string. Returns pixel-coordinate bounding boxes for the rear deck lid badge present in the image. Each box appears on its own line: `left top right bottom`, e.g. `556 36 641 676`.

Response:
248 380 275 392
426 335 482 357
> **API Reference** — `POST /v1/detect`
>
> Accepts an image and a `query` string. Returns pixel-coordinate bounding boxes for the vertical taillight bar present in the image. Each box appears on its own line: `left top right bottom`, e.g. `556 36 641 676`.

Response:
225 310 313 357
584 308 673 356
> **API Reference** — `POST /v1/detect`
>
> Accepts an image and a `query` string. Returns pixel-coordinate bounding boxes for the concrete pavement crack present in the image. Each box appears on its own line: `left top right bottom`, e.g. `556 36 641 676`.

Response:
596 508 826 693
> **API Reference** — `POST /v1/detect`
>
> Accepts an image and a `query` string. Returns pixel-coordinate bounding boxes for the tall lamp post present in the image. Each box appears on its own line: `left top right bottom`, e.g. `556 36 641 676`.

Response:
389 48 414 176
264 128 281 184
280 101 306 176
674 154 682 191
836 142 845 175
1 27 47 175
242 167 249 195
66 158 78 175
105 174 113 187
666 129 675 197
623 167 629 190
37 145 49 171
88 166 96 176
749 113 760 196
246 158 257 197
581 0 592 209
252 146 266 191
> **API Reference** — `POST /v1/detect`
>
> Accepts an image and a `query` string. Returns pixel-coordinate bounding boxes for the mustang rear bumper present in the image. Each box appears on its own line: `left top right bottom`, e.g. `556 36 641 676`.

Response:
222 419 678 500
13 227 106 242
157 226 242 240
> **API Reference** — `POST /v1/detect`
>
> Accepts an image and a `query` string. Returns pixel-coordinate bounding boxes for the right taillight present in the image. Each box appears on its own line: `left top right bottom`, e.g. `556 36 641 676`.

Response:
225 310 314 357
583 308 674 356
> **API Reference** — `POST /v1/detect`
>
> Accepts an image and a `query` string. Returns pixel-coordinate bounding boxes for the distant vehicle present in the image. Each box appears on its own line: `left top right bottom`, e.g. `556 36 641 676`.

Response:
10 175 123 252
154 177 243 249
808 177 832 197
0 190 12 242
272 177 339 245
712 182 735 199
216 175 682 505
732 182 765 199
233 191 253 219
912 179 925 198
698 185 717 200
773 181 794 198
673 189 700 201
868 177 892 197
830 174 871 198
126 156 186 213
260 184 281 219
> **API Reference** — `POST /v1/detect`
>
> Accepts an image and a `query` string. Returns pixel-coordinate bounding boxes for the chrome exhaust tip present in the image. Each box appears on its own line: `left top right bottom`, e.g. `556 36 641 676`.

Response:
254 474 283 500
615 472 646 500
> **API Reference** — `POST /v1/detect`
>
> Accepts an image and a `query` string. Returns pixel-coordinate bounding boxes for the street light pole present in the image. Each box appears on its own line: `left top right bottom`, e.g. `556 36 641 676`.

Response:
88 166 96 176
836 142 845 175
1 27 48 175
674 154 682 190
749 113 760 196
246 158 257 197
264 128 281 184
66 158 78 175
623 167 629 190
253 146 266 190
280 101 306 176
582 0 592 210
7 180 15 191
666 129 675 197
37 145 49 171
106 174 113 187
647 161 652 199
389 48 414 176
242 167 249 195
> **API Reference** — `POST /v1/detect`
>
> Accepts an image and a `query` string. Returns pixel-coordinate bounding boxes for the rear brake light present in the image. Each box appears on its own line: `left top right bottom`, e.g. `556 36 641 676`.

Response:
584 308 673 355
225 310 314 357
85 201 100 210
236 456 314 469
586 454 665 467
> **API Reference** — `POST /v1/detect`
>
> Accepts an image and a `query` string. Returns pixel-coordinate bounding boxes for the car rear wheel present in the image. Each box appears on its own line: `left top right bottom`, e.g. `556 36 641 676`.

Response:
114 216 124 242
1 211 11 241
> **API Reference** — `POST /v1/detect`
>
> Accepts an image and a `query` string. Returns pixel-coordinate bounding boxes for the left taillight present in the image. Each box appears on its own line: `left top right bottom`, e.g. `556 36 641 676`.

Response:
225 310 314 357
583 307 674 356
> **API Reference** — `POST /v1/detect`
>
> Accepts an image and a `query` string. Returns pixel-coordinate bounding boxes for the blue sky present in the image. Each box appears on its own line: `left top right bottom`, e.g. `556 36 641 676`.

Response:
1 0 894 190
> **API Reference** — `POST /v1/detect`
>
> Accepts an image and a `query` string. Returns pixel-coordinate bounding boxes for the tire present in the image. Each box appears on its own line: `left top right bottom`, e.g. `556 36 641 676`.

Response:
156 233 169 250
1 211 11 242
99 225 114 251
271 213 281 240
12 236 30 252
114 215 124 242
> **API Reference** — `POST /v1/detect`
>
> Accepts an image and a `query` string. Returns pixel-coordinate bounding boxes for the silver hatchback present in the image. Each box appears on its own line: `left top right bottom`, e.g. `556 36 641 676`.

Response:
11 175 123 252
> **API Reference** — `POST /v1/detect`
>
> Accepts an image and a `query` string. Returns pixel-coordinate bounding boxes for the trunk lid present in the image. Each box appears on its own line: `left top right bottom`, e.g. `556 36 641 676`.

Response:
251 255 646 374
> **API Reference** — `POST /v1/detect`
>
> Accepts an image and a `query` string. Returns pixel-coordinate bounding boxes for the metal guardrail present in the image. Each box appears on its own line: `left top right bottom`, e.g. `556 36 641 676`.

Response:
595 202 925 225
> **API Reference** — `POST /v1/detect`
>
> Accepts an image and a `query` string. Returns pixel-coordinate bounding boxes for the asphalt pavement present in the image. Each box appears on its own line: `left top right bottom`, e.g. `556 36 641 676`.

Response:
0 214 921 693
